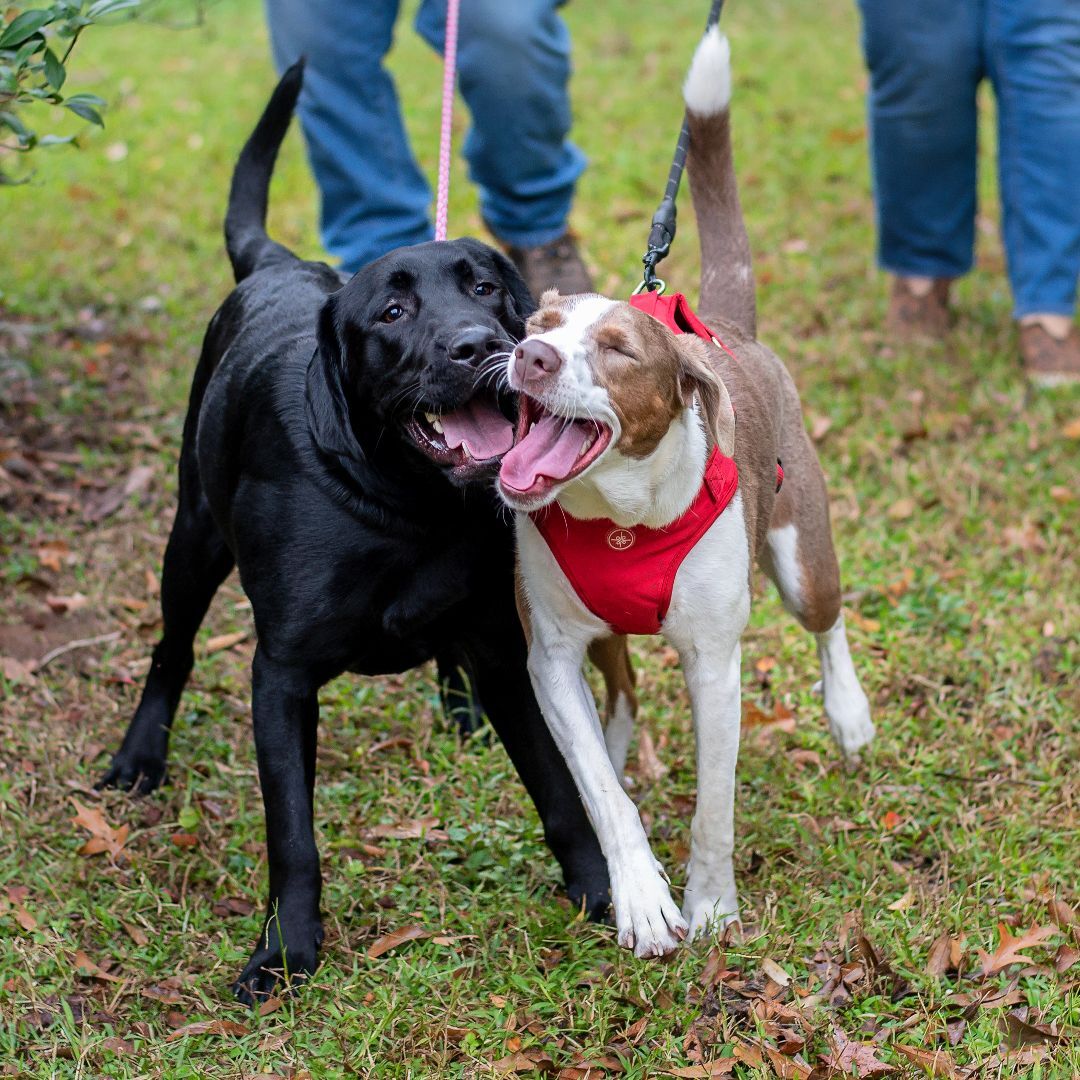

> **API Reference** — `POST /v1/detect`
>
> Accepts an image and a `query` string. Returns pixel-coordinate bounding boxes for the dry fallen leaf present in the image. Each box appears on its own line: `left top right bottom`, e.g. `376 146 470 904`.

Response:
826 1026 898 1077
204 630 248 654
760 958 791 986
99 1036 135 1054
845 609 881 633
124 923 148 947
762 1045 811 1079
360 817 449 842
925 932 962 978
69 798 129 860
893 1044 961 1078
1047 897 1077 927
887 889 915 912
165 1018 249 1041
45 593 89 615
73 949 123 983
1061 417 1080 439
1053 944 1079 973
999 1012 1067 1049
664 1062 735 1078
367 924 431 959
887 496 916 521
491 1049 556 1074
1001 522 1046 553
978 923 1058 976
35 540 71 572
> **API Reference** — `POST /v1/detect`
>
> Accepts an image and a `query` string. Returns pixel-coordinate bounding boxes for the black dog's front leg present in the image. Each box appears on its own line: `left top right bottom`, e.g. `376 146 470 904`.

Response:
233 649 324 1004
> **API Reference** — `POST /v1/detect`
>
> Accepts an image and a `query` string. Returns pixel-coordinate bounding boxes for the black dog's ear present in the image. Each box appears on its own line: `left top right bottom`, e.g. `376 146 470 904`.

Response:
316 292 345 373
308 291 360 460
489 249 536 322
456 238 536 323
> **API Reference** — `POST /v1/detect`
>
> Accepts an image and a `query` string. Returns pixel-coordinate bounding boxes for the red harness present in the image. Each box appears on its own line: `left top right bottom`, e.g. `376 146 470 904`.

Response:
530 293 749 636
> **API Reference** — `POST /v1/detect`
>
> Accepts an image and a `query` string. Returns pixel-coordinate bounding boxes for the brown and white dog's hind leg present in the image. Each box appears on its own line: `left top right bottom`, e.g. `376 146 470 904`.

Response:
588 635 638 780
761 424 874 758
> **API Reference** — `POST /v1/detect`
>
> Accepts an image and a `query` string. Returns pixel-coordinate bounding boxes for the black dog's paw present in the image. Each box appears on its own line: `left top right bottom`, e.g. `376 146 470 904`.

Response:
95 752 167 795
232 921 323 1006
566 874 613 924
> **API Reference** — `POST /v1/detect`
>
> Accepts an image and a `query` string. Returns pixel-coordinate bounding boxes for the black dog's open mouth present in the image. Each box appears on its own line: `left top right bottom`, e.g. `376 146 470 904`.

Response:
498 394 612 500
403 393 515 470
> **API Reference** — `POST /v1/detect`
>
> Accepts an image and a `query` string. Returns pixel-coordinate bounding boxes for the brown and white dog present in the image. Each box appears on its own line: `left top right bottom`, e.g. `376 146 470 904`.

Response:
495 28 875 957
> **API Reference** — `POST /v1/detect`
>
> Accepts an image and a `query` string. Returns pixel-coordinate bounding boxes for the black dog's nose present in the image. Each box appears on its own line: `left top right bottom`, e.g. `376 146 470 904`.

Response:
448 326 503 364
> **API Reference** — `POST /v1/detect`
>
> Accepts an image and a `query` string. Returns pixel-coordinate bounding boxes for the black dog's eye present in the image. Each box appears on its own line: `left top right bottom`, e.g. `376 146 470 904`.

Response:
380 304 405 323
473 281 498 297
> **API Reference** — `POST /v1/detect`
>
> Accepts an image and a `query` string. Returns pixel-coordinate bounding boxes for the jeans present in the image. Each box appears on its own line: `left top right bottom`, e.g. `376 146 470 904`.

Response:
265 0 586 273
857 0 1080 317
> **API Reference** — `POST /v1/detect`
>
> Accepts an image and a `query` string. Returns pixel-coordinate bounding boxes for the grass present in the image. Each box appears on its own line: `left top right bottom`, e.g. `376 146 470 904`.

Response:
1 0 1078 1076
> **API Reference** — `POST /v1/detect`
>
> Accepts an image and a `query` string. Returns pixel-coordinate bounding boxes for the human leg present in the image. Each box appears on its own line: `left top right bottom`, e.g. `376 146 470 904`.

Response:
416 0 584 248
264 0 433 271
856 0 983 286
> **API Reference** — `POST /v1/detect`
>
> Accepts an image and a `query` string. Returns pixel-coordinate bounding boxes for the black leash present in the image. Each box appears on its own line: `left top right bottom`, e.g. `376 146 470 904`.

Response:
636 0 726 295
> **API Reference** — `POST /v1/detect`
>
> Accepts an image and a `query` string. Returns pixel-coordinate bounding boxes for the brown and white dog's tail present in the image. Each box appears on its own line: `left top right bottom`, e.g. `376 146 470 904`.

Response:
683 27 756 338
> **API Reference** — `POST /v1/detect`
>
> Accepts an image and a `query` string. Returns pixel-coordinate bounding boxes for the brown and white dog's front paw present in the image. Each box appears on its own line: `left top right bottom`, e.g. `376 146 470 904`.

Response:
683 887 741 942
612 860 688 959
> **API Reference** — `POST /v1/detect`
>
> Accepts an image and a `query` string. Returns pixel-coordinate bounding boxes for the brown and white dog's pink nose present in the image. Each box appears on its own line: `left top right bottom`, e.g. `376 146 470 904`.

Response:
512 339 563 389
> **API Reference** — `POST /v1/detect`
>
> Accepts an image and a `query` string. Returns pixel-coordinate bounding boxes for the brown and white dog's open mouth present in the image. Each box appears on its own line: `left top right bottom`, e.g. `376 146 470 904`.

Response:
498 394 613 503
403 393 515 473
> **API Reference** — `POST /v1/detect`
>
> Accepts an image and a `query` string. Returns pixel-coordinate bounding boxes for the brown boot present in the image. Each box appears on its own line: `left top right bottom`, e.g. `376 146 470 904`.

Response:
1019 321 1080 387
885 275 951 340
504 233 593 298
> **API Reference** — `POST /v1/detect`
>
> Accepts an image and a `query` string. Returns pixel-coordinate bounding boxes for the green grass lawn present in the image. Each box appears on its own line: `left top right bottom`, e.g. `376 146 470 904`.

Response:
1 0 1078 1076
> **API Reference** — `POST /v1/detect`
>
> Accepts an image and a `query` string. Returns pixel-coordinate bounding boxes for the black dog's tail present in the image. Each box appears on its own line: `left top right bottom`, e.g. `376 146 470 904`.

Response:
224 59 304 283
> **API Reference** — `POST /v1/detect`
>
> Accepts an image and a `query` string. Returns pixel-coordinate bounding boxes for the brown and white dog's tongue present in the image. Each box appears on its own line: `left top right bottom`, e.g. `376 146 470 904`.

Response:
499 413 590 492
439 399 514 461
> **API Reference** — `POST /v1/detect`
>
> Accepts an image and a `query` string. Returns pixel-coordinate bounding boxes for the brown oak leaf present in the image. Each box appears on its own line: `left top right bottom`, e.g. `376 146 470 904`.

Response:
977 923 1057 976
69 799 128 860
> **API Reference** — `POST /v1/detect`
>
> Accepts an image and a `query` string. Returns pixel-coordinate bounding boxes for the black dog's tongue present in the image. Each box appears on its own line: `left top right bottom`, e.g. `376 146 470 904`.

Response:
439 399 514 461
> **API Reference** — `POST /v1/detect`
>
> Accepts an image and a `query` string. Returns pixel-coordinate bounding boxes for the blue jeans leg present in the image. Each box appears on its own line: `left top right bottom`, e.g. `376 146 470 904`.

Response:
264 0 433 272
857 0 983 279
416 0 586 248
986 0 1080 318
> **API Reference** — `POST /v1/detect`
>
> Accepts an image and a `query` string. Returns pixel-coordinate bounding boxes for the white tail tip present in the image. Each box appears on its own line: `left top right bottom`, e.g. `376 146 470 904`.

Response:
683 25 731 116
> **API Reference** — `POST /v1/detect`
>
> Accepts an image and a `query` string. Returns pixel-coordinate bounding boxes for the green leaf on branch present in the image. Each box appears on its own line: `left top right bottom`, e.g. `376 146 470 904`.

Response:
64 92 106 126
0 10 53 49
13 35 47 66
43 47 66 90
86 0 142 20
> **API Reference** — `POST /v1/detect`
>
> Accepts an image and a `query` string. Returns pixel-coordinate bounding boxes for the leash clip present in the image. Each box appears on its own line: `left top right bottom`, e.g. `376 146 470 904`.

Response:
632 273 666 296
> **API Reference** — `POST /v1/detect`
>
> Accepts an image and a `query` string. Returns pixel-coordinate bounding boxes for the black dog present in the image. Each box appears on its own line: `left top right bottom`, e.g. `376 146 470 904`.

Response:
98 63 609 1003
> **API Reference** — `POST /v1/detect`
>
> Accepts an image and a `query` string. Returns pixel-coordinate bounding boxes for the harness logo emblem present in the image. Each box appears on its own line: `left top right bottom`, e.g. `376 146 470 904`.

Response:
607 528 636 551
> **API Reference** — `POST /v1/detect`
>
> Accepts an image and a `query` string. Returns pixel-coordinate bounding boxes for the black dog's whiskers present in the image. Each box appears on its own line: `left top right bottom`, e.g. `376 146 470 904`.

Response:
475 352 513 392
387 378 424 412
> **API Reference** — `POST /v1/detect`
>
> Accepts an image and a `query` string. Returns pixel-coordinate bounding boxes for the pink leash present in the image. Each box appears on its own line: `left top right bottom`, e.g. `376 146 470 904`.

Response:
433 0 461 242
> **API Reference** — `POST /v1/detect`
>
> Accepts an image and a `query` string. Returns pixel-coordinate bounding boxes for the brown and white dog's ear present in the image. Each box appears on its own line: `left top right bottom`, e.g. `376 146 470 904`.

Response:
538 287 561 308
676 336 735 456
